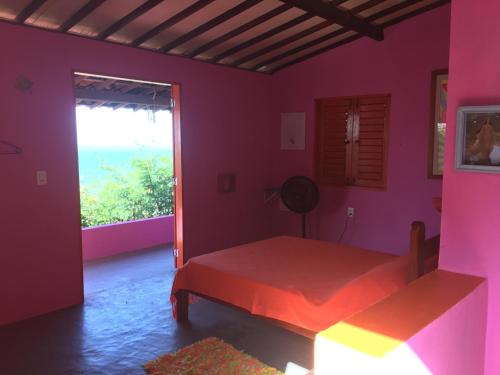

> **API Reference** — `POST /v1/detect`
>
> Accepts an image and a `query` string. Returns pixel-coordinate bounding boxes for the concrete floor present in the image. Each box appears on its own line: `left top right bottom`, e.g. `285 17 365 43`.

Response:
0 246 314 375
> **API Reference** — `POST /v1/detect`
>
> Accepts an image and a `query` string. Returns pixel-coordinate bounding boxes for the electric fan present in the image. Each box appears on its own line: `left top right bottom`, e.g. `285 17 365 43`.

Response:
280 176 320 238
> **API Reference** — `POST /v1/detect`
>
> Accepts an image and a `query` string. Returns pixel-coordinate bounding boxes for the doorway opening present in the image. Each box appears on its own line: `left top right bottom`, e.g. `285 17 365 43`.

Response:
73 72 183 296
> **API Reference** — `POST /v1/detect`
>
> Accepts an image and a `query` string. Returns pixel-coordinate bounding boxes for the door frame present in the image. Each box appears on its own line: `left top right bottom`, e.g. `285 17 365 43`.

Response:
72 71 185 298
171 84 184 268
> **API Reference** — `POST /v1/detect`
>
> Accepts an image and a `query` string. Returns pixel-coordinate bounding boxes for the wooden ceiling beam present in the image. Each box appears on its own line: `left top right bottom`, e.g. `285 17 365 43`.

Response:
329 0 349 6
94 79 116 89
132 0 214 47
74 87 170 106
16 0 47 23
212 12 313 63
161 0 262 53
98 0 163 40
236 0 389 67
234 20 331 67
380 0 451 28
90 100 106 109
113 103 129 110
366 0 422 22
253 27 347 71
349 0 387 15
269 0 451 73
120 83 141 94
59 0 107 32
280 0 384 41
7 0 448 75
270 33 361 73
186 3 292 58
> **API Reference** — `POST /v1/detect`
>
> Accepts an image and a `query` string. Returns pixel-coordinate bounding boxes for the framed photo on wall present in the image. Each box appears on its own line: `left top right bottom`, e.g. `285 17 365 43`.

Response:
429 69 448 178
455 106 500 173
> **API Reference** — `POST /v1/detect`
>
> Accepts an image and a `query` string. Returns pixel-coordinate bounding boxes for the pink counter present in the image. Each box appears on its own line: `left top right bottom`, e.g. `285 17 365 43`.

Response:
82 215 174 261
314 270 487 375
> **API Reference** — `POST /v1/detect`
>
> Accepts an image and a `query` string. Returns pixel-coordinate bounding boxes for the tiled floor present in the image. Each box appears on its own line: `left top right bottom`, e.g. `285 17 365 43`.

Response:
0 246 314 374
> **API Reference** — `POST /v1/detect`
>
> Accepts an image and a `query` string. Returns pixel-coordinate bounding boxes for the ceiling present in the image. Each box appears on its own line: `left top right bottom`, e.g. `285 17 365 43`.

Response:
0 0 450 74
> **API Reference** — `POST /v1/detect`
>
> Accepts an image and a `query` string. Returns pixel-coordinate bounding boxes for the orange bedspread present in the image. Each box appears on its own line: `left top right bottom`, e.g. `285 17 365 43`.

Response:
171 236 410 332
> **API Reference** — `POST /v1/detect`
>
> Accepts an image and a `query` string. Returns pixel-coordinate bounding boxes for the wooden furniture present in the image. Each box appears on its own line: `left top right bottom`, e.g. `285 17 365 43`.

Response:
315 94 390 189
409 221 440 279
175 289 317 339
174 223 439 338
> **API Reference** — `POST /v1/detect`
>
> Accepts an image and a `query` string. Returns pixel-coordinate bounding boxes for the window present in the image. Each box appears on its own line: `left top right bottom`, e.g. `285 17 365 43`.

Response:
315 94 390 189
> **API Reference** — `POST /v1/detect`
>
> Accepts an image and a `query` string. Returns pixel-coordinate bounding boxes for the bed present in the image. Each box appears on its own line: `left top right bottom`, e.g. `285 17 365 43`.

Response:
171 221 439 338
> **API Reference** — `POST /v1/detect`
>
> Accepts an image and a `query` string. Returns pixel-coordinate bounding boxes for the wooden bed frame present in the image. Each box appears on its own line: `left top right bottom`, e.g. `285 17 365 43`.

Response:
409 221 440 279
174 221 440 339
175 289 318 339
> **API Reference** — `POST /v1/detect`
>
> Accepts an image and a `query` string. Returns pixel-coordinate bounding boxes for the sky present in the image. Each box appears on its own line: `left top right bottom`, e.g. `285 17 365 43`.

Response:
76 106 173 149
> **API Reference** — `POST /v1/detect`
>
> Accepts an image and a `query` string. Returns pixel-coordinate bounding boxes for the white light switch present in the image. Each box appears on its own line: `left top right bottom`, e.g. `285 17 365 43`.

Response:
37 170 47 185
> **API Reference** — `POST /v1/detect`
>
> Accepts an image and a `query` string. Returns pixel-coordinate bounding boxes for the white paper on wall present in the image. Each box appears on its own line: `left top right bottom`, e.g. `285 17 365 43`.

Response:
281 112 306 150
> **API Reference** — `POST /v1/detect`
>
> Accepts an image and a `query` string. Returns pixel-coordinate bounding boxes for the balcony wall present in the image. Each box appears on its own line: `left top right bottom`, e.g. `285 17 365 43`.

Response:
82 215 174 261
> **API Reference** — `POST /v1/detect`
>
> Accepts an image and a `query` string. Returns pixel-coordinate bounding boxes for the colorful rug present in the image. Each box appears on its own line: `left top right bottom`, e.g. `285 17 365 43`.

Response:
144 337 284 375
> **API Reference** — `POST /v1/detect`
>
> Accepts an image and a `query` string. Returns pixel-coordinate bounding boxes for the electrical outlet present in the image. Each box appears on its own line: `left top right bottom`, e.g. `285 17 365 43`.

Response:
347 207 354 218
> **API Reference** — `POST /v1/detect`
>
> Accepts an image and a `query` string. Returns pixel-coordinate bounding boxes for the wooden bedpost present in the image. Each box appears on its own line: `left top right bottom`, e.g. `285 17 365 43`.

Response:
410 221 440 280
175 290 189 323
409 221 425 281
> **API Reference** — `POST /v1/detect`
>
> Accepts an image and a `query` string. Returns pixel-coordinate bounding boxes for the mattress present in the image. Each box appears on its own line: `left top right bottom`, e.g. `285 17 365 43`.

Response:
171 236 410 332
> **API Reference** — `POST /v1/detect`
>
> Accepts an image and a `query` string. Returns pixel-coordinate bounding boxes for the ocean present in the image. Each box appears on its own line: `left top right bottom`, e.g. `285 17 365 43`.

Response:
78 147 172 184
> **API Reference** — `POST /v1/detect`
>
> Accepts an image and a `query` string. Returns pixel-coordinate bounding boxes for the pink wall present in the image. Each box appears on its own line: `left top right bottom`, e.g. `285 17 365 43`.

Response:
439 0 500 373
270 5 450 254
404 277 487 374
82 216 174 261
0 23 274 325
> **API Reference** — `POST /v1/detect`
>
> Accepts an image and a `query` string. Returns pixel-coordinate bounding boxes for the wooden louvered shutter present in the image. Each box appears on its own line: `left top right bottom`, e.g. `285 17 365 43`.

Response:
315 94 390 190
315 98 354 186
351 95 390 189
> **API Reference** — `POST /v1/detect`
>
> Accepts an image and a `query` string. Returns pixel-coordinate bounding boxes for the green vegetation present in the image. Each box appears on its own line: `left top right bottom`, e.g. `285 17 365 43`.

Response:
80 153 174 228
